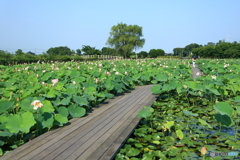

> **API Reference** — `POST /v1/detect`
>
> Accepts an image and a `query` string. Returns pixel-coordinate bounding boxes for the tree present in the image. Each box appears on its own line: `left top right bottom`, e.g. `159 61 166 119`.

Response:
184 43 202 56
101 47 116 55
149 49 165 58
173 48 183 56
138 51 148 58
106 23 145 58
15 49 25 56
46 46 73 56
76 49 82 55
81 45 101 55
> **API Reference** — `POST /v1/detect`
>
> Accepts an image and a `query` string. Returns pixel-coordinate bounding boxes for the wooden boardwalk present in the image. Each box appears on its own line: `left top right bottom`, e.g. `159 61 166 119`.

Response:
1 85 157 160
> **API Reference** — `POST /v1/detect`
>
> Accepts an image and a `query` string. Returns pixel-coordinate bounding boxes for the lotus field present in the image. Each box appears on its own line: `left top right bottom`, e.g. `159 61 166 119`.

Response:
0 59 240 158
116 59 240 159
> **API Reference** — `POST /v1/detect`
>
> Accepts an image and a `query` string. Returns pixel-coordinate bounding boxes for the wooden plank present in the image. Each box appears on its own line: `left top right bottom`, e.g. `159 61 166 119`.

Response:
88 94 157 160
102 95 157 160
75 92 156 159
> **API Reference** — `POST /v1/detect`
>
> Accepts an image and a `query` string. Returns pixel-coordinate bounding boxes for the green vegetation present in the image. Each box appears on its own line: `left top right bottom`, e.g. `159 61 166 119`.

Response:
0 59 192 156
115 59 240 159
106 23 145 59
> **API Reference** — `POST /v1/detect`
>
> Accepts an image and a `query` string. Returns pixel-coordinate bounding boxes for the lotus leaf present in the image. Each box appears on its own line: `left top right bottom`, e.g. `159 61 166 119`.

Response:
54 114 68 126
73 95 88 106
37 112 54 129
0 101 14 113
176 129 184 139
213 102 233 116
5 112 35 133
155 73 168 82
68 104 86 118
214 113 233 127
40 100 54 113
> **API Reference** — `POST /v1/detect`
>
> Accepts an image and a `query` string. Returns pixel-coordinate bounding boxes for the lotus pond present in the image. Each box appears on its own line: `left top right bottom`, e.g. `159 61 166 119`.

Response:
115 59 240 160
0 59 191 156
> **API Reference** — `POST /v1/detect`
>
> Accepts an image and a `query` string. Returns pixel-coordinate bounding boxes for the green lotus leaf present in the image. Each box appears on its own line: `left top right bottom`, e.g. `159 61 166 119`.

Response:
213 102 233 116
105 80 114 91
153 150 166 158
142 153 153 160
155 73 168 82
214 113 233 127
163 121 174 131
5 112 36 133
0 101 14 113
57 106 69 117
41 72 51 81
36 112 54 129
137 107 154 119
60 97 71 106
105 93 114 99
176 129 184 139
126 148 140 157
73 95 88 106
151 84 162 94
19 99 32 111
68 104 86 118
205 85 220 95
183 110 198 116
0 115 7 123
40 100 55 113
198 118 212 129
46 89 58 98
55 82 65 91
54 114 68 126
132 73 141 81
84 86 97 95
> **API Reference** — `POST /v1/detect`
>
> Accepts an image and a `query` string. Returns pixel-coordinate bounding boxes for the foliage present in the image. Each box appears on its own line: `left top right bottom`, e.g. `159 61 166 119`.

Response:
138 51 148 58
192 40 240 58
81 45 101 55
115 58 240 159
106 23 145 58
149 49 165 58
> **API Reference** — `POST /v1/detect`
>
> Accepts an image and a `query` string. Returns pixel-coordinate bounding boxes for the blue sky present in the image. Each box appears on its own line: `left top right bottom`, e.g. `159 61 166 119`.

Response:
1 0 240 54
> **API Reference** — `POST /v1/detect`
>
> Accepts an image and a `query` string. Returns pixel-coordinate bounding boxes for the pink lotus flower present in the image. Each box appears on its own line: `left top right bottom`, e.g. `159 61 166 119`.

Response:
52 79 59 86
31 100 43 110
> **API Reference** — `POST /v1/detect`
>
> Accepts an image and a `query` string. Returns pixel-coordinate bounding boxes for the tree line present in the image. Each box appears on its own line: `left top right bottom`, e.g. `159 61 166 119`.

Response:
173 40 240 58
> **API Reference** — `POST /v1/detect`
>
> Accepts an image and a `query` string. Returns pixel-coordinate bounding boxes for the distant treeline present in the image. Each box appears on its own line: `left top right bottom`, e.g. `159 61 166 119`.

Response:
173 40 240 58
1 40 240 65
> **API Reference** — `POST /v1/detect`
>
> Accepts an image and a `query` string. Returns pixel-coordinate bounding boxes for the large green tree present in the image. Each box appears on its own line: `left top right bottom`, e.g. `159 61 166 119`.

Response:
149 49 165 58
81 45 101 55
101 47 116 55
106 23 145 58
184 43 202 56
46 46 73 56
138 51 148 58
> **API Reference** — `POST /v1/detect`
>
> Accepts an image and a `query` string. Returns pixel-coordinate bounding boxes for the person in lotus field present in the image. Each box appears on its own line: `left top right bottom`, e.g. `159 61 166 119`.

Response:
192 55 198 68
